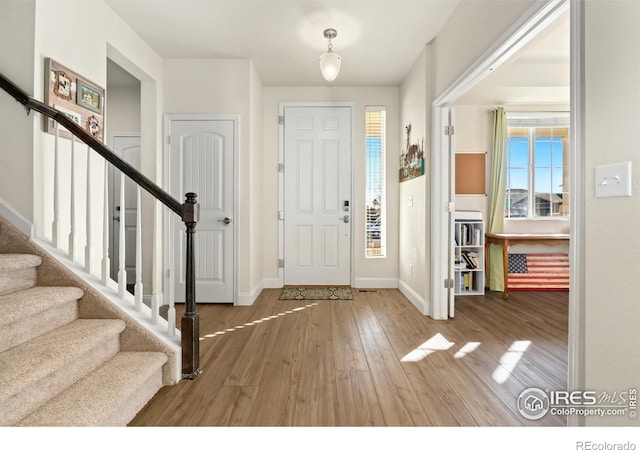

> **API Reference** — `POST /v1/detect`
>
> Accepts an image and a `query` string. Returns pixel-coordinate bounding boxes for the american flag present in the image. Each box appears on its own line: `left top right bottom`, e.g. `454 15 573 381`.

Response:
508 253 569 290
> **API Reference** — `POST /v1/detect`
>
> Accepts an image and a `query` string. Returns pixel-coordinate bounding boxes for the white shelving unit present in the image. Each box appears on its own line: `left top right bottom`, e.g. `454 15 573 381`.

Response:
454 211 485 295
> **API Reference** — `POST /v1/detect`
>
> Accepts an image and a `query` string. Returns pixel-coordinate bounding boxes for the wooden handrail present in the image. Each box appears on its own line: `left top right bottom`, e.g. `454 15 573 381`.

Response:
0 71 200 380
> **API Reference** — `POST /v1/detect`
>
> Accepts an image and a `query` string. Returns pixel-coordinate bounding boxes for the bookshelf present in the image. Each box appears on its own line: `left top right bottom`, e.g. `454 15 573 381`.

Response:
454 211 485 295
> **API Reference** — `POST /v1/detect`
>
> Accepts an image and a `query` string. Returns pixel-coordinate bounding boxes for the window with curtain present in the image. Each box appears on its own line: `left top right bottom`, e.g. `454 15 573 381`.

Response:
505 113 570 219
365 107 386 257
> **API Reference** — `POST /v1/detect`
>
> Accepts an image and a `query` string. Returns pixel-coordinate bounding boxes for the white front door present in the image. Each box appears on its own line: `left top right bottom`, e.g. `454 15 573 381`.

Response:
167 118 235 303
283 106 352 285
110 135 140 286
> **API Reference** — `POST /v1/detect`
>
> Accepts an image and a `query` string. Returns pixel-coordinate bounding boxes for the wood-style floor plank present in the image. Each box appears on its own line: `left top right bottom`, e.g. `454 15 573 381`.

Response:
131 288 568 427
335 370 386 426
330 300 369 371
350 297 432 426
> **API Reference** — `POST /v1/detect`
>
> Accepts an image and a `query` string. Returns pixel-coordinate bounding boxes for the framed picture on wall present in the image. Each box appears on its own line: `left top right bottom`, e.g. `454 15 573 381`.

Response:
44 58 105 143
77 80 103 114
53 70 73 101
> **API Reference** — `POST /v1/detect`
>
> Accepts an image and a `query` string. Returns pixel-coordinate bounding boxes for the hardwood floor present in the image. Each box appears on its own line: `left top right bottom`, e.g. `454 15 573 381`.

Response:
130 288 568 427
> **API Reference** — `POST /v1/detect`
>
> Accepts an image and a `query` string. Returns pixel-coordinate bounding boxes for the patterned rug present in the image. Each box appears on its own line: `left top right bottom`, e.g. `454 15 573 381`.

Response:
279 286 354 300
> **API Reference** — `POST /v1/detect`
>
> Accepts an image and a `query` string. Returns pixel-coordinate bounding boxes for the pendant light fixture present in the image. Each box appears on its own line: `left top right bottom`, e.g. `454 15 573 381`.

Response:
319 28 341 82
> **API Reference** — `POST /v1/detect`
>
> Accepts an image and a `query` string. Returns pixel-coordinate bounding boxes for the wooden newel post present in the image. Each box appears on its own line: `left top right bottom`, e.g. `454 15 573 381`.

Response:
181 192 201 380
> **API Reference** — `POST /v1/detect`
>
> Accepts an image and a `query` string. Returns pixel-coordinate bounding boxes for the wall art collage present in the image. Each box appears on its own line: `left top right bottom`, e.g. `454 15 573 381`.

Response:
44 58 105 143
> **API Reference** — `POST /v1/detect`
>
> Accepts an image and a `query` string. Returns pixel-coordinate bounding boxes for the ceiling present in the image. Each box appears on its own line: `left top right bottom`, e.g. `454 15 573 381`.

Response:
454 10 570 106
104 0 569 102
104 0 459 86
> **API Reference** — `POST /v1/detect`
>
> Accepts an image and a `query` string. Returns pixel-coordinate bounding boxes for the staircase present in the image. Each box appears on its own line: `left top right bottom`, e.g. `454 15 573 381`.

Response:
0 217 171 426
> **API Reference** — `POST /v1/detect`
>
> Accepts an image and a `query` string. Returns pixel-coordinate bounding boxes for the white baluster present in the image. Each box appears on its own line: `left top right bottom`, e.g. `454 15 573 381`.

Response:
68 137 76 259
52 127 61 248
134 186 143 311
118 172 127 298
167 299 176 336
151 200 162 325
84 147 92 273
101 163 110 285
167 218 176 336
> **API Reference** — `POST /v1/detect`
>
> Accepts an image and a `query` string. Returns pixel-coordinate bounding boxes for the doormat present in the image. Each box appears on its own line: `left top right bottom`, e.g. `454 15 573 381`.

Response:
279 286 354 300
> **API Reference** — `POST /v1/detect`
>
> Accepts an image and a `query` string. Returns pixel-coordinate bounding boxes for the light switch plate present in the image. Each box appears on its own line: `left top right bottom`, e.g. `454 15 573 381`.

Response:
408 195 413 207
595 161 632 198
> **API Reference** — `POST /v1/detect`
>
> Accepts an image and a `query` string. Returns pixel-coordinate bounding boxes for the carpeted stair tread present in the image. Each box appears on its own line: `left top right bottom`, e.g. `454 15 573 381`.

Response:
0 286 83 327
0 254 42 296
0 254 42 271
18 352 168 426
0 319 125 400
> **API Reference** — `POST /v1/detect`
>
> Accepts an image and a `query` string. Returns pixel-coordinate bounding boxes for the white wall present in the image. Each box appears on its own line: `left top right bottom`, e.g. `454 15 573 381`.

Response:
106 86 141 134
249 62 264 300
584 0 640 425
29 0 164 278
399 45 430 311
393 0 535 315
0 0 36 223
262 86 400 287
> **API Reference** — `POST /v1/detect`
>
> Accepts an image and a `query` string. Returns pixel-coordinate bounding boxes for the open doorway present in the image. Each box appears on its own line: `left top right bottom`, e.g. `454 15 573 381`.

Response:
451 10 570 303
430 0 570 318
106 59 142 292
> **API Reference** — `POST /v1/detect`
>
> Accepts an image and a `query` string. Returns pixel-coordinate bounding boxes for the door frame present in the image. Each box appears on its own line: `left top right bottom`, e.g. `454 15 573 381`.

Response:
163 114 239 305
430 0 584 424
278 102 355 287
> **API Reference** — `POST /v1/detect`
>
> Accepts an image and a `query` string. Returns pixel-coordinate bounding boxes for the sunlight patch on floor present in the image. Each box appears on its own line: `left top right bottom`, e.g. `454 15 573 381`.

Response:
401 333 455 362
454 342 481 359
492 340 531 384
198 302 318 341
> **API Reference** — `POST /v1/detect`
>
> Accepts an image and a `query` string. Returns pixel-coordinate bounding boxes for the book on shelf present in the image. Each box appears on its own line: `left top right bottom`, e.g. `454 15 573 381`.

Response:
460 251 476 269
461 272 473 291
467 251 480 269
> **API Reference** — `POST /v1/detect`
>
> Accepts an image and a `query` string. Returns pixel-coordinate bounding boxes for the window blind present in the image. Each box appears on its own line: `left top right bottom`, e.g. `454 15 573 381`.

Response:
365 107 386 257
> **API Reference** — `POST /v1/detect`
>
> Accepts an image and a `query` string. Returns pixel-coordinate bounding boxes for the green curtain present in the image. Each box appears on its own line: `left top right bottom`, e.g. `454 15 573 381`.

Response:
487 107 507 291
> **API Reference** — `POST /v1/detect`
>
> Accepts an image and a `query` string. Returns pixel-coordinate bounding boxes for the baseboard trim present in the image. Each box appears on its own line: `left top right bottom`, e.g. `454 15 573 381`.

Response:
399 279 430 316
353 278 399 289
0 198 33 238
237 280 263 306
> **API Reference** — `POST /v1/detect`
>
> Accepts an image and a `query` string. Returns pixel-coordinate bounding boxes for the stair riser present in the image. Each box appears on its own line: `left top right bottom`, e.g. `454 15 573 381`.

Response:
0 335 121 426
0 267 37 296
0 302 78 353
